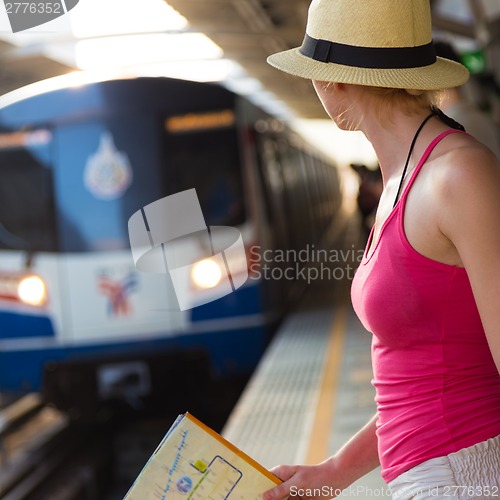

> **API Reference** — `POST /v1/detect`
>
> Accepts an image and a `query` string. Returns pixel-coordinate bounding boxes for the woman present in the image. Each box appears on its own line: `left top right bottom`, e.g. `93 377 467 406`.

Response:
263 0 500 499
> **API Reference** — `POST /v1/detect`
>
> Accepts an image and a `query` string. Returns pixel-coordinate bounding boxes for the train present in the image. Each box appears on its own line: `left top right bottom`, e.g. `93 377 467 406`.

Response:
0 75 347 413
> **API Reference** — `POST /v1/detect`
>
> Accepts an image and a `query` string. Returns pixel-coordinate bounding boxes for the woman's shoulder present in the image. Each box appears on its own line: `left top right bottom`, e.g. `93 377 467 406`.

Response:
428 133 500 219
429 132 500 206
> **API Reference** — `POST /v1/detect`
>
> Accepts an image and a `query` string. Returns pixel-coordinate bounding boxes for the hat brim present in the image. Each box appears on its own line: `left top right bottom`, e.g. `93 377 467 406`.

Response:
267 48 469 90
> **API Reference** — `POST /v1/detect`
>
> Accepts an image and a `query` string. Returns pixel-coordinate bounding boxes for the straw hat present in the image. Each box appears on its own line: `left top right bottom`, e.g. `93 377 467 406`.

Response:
267 0 469 90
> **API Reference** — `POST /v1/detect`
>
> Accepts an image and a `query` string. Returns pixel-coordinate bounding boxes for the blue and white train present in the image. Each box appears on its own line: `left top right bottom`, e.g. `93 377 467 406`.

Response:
0 75 346 407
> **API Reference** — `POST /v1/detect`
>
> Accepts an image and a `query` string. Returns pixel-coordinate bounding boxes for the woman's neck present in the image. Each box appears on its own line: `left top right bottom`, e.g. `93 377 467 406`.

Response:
360 109 444 186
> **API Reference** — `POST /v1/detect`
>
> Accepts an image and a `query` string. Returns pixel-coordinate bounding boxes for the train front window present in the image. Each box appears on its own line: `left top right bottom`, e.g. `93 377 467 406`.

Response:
0 131 57 252
163 113 246 227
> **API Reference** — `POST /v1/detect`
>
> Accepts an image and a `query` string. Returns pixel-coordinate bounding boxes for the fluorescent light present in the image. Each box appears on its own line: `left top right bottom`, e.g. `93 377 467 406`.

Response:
74 33 223 70
0 0 295 119
122 59 243 82
434 0 472 24
71 0 188 38
0 0 187 45
292 119 377 167
223 77 263 96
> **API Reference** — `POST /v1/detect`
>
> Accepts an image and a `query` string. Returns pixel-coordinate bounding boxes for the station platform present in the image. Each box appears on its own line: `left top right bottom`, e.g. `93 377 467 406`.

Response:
222 281 390 497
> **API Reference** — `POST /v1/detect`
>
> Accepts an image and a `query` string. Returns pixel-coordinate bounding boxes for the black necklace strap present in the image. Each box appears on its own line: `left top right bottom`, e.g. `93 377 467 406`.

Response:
393 111 436 208
431 106 465 132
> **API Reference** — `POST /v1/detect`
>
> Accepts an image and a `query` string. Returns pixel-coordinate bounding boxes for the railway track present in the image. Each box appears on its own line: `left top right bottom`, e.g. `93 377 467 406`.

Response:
0 393 114 500
0 370 248 499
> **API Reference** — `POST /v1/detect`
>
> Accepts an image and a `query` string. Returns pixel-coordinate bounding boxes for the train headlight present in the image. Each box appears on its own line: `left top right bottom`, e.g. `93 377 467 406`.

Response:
17 275 47 306
191 258 222 289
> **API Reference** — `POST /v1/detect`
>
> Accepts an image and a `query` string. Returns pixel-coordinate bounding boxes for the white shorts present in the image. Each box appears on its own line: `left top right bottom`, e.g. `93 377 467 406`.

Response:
388 435 500 500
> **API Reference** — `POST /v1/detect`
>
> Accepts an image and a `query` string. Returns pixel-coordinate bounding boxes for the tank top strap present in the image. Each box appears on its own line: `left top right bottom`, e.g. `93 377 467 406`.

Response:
398 129 466 204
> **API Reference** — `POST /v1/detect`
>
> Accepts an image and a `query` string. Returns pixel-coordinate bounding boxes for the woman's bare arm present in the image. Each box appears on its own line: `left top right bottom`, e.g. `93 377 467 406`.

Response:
438 146 500 374
263 414 379 499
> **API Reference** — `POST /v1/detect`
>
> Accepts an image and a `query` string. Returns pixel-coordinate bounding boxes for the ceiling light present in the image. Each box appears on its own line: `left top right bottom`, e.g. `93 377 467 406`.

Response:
71 0 188 39
74 33 223 70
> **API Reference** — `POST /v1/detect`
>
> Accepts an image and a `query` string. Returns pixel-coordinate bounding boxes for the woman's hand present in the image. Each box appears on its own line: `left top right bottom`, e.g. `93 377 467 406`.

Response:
263 458 343 499
263 414 380 499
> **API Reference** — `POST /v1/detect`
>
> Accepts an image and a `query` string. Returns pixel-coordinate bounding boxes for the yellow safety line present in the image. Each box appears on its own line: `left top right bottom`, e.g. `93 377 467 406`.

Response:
304 301 348 464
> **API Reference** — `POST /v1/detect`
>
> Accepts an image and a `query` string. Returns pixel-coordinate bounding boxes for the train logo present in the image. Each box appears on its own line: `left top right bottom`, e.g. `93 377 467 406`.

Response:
84 132 133 200
98 272 138 317
128 189 248 311
3 0 80 33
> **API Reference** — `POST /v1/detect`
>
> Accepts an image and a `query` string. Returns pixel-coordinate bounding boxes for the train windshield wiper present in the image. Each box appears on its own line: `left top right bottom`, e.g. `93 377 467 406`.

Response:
0 222 30 250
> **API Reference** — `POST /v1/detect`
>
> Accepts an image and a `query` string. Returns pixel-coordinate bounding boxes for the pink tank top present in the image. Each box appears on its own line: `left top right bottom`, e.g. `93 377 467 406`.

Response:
351 130 500 482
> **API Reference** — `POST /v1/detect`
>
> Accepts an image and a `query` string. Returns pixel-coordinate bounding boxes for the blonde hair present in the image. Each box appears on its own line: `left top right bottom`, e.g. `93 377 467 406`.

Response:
362 87 443 122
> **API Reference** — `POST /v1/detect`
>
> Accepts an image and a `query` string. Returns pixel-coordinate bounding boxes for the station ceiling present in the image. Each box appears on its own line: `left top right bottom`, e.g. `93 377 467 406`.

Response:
0 39 74 98
0 0 498 120
164 0 500 118
165 0 326 118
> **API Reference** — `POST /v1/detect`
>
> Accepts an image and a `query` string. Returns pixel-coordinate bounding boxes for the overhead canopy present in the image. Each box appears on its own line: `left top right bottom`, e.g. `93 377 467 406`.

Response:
0 0 498 119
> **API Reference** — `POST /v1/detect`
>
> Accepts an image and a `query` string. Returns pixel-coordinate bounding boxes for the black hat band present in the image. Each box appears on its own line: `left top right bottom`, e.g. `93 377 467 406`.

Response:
300 34 437 69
